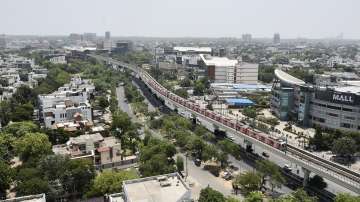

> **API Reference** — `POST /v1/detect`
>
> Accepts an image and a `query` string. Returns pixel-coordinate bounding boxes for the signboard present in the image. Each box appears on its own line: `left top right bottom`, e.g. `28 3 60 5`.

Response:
315 90 359 105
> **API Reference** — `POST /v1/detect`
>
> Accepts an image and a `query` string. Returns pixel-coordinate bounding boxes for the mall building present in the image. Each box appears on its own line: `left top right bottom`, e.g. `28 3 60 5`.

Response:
271 69 360 132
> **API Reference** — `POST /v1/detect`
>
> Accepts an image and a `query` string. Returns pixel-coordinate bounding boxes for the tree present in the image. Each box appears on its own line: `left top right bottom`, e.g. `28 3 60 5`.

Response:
39 155 68 181
244 191 265 202
198 187 226 202
11 103 34 122
335 193 360 202
256 160 285 192
176 156 184 172
87 170 138 197
97 96 109 112
11 85 38 106
112 110 132 135
2 121 39 138
61 158 96 196
308 175 327 190
233 171 262 195
139 138 176 177
14 132 52 162
0 133 16 162
180 78 191 87
243 107 257 119
332 137 357 161
0 160 14 198
15 168 49 197
273 189 317 202
174 88 189 99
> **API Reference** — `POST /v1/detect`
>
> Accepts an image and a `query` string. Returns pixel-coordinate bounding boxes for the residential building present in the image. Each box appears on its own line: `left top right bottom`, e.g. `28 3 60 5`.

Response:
53 133 137 170
48 55 67 64
200 54 258 84
39 76 95 128
108 173 192 202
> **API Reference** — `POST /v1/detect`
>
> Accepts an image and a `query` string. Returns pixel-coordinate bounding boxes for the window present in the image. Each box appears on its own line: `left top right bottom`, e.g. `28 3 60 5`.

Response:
345 116 355 120
327 105 341 110
327 113 338 117
342 108 353 112
340 123 352 128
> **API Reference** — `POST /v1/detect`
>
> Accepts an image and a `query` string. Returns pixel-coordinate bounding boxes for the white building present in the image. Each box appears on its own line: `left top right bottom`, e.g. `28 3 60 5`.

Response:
200 54 258 84
49 55 67 64
39 76 95 128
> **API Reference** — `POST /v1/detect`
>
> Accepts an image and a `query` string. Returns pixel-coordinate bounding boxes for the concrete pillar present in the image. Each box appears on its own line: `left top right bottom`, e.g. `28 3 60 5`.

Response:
302 167 311 187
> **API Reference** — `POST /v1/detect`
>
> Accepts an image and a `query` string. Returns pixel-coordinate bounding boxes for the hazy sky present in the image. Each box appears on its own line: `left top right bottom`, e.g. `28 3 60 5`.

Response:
1 0 359 39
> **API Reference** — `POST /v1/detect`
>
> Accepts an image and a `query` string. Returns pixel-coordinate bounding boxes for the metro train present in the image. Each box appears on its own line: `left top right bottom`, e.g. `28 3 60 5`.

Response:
140 71 287 151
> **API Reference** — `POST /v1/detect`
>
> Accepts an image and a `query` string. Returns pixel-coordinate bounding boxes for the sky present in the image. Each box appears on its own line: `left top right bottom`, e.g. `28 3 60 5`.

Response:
1 0 359 39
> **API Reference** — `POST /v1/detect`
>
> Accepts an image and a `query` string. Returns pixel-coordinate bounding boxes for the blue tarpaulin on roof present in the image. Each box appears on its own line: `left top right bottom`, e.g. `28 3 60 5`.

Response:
225 98 254 107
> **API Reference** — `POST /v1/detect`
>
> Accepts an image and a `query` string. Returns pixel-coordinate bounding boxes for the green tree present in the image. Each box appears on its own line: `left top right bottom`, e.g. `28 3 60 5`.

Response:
2 121 39 138
61 158 96 196
112 110 132 134
11 85 38 106
39 155 68 181
87 170 138 197
0 133 16 162
256 160 285 192
0 160 14 197
11 103 34 122
335 193 360 202
174 88 189 99
244 191 265 202
332 137 357 161
233 171 262 195
180 78 191 87
14 132 52 162
15 168 49 197
308 175 327 190
176 156 184 172
139 138 176 177
273 189 317 202
98 96 109 112
198 187 226 202
243 107 257 119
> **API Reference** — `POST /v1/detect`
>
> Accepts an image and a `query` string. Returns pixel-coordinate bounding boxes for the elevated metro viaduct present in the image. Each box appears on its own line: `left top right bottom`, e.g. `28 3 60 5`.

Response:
90 54 360 194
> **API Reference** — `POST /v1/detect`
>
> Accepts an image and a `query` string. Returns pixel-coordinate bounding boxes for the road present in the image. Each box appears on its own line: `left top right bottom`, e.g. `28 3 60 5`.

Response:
121 80 295 199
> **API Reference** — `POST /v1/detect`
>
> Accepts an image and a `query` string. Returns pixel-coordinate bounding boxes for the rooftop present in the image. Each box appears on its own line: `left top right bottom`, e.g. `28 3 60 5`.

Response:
1 194 46 202
122 173 191 202
174 46 211 53
274 68 305 86
334 86 360 95
200 54 238 66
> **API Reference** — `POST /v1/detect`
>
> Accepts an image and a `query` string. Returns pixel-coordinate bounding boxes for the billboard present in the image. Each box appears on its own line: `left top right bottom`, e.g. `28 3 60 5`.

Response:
315 90 359 105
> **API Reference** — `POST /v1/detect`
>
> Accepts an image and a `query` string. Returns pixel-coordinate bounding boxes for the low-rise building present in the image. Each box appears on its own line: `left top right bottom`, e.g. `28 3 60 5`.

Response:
53 133 136 170
39 76 95 128
108 173 191 202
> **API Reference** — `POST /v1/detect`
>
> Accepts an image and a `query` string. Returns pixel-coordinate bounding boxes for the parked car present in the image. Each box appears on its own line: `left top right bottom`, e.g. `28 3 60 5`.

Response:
283 164 292 172
194 159 201 167
262 152 270 158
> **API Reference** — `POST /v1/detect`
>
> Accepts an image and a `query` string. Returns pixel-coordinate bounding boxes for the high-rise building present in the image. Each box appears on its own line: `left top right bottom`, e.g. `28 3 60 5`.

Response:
273 33 280 44
0 34 6 49
242 33 252 43
104 31 112 51
105 31 111 40
83 33 97 42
